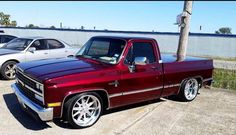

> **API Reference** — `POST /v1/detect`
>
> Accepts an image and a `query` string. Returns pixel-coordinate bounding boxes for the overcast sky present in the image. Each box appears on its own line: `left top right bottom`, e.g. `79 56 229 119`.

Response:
1 1 236 34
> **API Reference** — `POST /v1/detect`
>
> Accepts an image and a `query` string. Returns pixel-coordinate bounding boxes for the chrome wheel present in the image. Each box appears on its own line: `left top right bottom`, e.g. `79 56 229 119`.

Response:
4 63 16 79
184 78 198 100
71 95 101 127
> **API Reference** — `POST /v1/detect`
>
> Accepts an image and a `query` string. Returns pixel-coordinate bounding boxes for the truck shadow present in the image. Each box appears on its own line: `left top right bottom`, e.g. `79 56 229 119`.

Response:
4 93 165 130
3 93 52 130
53 98 165 129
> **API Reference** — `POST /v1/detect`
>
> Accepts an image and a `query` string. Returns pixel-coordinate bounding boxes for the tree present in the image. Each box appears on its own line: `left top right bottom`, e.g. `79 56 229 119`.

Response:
0 12 4 25
50 25 56 29
0 12 17 27
26 24 39 28
10 20 17 27
2 14 10 26
215 27 232 34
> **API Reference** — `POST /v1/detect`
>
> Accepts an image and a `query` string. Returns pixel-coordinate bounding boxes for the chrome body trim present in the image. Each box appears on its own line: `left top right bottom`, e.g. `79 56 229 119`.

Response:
11 83 53 121
17 69 43 85
109 93 123 98
25 84 43 97
16 70 45 104
109 86 163 98
164 84 180 89
123 86 163 96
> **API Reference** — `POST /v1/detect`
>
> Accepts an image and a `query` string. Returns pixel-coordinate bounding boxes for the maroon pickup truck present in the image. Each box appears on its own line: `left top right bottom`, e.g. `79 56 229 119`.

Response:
12 36 213 128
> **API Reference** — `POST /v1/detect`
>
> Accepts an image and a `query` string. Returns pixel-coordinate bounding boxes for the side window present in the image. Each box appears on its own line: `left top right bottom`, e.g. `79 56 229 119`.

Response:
0 35 2 43
3 36 16 43
125 42 156 64
47 39 64 49
31 40 48 50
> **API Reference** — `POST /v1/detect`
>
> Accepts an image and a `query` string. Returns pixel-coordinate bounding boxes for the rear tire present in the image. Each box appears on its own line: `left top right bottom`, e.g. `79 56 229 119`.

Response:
177 78 199 101
1 61 17 80
65 92 103 128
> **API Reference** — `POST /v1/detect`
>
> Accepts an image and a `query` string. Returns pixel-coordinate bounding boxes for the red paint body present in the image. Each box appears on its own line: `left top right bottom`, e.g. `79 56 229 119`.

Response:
17 37 214 118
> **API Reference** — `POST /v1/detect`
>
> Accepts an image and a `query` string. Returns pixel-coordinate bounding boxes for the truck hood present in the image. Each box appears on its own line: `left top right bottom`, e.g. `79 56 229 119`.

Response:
0 48 20 56
17 57 108 81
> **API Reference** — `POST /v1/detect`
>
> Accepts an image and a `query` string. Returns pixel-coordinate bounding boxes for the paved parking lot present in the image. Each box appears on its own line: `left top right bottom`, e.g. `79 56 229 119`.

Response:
0 80 236 135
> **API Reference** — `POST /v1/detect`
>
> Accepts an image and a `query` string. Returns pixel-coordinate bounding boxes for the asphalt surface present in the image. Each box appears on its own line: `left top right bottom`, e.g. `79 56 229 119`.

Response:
0 80 236 135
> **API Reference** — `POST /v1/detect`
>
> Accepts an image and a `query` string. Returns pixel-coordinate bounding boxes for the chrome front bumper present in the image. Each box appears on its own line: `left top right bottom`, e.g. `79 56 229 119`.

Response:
11 83 53 121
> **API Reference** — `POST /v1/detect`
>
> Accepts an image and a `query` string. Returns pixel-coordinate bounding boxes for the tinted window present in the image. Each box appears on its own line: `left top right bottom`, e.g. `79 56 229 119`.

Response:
87 40 110 56
77 38 126 64
2 36 16 43
125 42 156 64
47 39 64 49
2 38 32 51
31 40 48 50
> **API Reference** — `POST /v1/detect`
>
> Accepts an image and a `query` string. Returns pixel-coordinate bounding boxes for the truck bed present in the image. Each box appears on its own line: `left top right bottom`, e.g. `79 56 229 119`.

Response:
160 53 213 97
161 53 208 63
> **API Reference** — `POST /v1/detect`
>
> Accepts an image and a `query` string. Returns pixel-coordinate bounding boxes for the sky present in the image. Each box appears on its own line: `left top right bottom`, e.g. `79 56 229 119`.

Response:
0 1 236 34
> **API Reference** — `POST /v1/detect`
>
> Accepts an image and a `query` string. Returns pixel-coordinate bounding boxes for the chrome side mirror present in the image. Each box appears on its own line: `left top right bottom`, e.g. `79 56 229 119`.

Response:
128 57 147 73
28 47 36 53
134 57 147 66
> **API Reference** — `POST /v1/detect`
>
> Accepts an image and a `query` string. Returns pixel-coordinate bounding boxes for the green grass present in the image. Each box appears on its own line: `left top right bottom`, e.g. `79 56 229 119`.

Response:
213 69 236 90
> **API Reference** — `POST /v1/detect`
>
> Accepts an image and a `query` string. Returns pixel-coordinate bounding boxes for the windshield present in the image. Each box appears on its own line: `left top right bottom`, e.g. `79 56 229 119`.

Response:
2 38 33 51
76 38 126 64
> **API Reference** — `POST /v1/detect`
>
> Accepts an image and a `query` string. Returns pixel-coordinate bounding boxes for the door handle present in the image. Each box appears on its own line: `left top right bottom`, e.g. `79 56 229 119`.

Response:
151 66 158 70
44 52 48 55
108 80 119 87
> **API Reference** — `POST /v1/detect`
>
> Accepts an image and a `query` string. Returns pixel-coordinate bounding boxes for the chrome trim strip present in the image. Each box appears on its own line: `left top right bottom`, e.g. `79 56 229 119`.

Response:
203 78 213 82
17 69 44 104
109 93 123 98
11 84 53 121
164 84 180 89
25 84 43 97
124 86 163 96
109 83 181 98
109 86 163 98
18 70 43 85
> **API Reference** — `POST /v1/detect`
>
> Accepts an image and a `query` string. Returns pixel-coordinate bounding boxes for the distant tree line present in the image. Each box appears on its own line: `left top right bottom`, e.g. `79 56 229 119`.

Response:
215 27 232 34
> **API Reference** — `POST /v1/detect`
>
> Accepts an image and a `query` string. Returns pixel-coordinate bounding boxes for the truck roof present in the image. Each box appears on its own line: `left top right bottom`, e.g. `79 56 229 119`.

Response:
92 36 155 41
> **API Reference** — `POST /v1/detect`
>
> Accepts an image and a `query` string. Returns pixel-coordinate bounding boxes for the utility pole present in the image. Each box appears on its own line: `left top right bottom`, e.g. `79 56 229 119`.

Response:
60 22 62 29
176 1 193 61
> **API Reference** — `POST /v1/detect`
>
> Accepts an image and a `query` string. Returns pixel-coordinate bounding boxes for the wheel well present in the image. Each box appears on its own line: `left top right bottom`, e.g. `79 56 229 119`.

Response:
178 76 203 94
62 90 109 117
2 59 20 65
1 59 19 69
195 77 203 88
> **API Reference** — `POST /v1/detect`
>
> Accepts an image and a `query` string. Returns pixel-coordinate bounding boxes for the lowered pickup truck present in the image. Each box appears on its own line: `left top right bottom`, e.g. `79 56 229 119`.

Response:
12 36 213 128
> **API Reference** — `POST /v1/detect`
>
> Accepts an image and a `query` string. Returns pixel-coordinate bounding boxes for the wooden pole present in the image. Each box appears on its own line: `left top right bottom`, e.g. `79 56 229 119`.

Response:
177 1 193 61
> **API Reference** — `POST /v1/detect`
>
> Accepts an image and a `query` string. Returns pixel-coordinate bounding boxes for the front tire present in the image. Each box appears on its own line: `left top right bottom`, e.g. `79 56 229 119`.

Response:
177 78 199 101
1 61 17 80
65 92 103 128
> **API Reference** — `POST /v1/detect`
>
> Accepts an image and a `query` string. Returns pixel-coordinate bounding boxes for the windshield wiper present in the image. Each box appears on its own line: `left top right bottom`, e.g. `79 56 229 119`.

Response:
76 55 92 59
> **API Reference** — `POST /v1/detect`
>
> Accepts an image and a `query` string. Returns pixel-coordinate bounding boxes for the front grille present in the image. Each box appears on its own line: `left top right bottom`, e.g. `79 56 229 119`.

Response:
16 69 44 106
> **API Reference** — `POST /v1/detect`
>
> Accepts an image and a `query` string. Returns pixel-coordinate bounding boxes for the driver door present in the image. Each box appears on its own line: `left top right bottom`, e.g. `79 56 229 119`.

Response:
25 39 50 62
119 40 163 105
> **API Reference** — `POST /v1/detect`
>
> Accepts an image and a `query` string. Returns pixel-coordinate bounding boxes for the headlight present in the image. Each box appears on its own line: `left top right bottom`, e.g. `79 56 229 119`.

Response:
36 83 44 91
